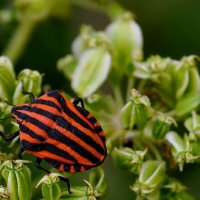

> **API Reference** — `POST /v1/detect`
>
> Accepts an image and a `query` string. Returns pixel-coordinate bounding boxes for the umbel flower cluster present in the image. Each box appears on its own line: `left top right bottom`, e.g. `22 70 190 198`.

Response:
0 9 200 200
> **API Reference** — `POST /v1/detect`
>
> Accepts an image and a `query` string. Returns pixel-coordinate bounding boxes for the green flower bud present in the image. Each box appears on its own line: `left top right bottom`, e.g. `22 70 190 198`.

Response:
13 69 42 104
112 147 147 173
121 89 151 130
184 112 200 140
88 167 108 198
180 56 200 95
0 186 9 200
71 25 95 58
71 47 111 97
152 112 177 139
175 93 200 117
173 56 200 100
165 132 199 171
57 55 77 80
61 168 107 199
106 12 143 71
130 161 166 198
36 173 62 200
0 56 15 102
1 160 31 200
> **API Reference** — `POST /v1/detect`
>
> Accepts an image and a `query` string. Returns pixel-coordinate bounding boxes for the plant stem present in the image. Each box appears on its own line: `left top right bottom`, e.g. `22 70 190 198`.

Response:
146 141 162 161
3 19 38 64
68 0 108 15
113 86 124 107
126 77 134 101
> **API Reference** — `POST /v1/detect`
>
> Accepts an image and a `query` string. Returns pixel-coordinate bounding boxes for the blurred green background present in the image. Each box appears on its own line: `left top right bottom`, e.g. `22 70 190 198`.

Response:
1 0 200 199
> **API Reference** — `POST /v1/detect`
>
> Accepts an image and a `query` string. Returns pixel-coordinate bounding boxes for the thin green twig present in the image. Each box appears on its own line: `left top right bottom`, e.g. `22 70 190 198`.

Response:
3 19 38 64
68 0 108 15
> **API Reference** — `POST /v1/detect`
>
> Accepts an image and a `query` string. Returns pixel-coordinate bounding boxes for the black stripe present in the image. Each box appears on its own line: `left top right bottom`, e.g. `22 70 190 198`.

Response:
45 158 61 169
95 126 103 134
47 91 94 132
64 164 70 172
21 140 77 163
16 111 102 164
75 106 90 117
20 124 46 142
88 117 97 124
74 164 81 172
49 127 100 164
33 99 62 112
27 104 105 156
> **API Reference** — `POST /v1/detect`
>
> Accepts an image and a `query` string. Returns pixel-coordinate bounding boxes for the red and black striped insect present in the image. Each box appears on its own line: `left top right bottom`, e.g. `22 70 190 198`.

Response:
0 89 107 193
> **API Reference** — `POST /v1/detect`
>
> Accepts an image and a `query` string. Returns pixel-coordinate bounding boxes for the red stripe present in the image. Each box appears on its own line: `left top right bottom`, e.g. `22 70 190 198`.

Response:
55 124 104 161
20 132 42 144
21 120 48 139
46 138 94 166
27 150 74 164
21 109 105 161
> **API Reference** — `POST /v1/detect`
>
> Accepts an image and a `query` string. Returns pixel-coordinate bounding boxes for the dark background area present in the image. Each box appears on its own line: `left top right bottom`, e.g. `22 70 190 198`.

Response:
1 0 200 89
1 0 200 199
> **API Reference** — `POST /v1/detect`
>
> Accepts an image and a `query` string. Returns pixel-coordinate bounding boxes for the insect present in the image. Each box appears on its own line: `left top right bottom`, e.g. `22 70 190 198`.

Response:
0 88 107 193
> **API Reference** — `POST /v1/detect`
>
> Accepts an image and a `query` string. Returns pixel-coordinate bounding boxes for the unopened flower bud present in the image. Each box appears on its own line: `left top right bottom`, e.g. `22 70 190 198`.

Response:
13 69 42 104
112 147 147 173
130 160 166 198
165 132 199 171
72 47 111 97
106 12 143 71
121 89 151 130
152 112 176 139
1 160 31 200
36 173 62 200
0 56 15 102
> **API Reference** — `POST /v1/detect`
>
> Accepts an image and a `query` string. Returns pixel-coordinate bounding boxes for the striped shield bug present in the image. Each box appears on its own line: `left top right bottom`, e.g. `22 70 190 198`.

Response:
0 88 107 193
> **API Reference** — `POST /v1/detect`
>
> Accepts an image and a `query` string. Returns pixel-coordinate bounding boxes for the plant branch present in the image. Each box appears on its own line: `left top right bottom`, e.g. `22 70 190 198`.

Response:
3 19 38 64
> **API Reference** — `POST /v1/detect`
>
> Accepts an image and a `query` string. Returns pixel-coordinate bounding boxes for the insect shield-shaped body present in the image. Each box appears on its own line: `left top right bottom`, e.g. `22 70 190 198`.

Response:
11 90 107 173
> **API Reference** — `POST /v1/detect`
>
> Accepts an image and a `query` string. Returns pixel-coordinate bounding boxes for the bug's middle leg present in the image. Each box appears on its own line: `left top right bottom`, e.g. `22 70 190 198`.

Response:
0 131 19 141
35 157 50 174
35 157 72 193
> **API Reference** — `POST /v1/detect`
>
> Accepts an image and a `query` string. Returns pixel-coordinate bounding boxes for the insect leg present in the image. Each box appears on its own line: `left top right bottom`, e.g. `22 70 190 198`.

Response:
0 131 19 141
18 148 25 159
35 157 50 174
35 158 72 193
22 81 35 103
73 98 84 108
59 176 72 194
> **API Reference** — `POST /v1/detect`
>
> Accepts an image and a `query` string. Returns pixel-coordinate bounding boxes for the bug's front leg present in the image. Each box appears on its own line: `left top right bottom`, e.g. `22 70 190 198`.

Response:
35 157 72 194
73 98 84 108
0 131 19 141
21 81 35 103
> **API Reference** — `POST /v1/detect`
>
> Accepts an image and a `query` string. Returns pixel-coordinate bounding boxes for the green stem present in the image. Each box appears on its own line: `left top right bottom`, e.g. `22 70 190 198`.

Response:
3 19 38 64
68 0 108 15
126 77 134 101
113 86 124 107
146 141 162 161
138 79 147 91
